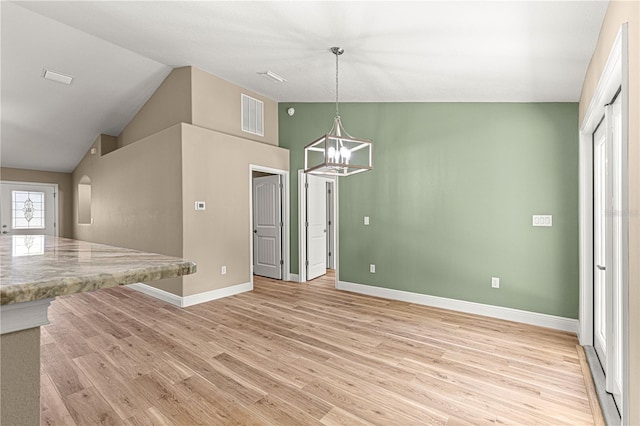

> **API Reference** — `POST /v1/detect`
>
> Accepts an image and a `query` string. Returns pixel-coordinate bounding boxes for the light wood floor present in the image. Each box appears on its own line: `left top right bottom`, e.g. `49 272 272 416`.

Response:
41 272 598 425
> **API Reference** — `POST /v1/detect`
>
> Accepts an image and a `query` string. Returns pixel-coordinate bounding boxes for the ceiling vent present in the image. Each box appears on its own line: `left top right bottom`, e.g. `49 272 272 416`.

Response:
241 94 264 137
42 69 74 85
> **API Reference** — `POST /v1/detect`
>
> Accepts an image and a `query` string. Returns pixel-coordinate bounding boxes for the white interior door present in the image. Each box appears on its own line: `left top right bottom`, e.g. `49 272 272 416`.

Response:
593 121 609 368
593 95 624 412
1 182 57 236
253 175 282 279
306 174 327 280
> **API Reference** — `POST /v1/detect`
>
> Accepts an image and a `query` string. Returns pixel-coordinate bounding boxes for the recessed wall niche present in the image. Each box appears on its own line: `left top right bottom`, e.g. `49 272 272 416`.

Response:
77 175 92 224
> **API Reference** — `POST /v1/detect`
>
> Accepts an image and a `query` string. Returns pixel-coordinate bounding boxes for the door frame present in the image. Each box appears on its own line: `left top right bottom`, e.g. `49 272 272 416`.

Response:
578 24 628 421
249 165 290 282
326 180 335 269
297 170 338 284
0 180 59 237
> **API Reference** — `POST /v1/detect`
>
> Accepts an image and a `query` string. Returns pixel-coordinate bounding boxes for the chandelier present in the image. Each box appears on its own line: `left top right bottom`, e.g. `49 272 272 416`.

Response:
304 47 373 176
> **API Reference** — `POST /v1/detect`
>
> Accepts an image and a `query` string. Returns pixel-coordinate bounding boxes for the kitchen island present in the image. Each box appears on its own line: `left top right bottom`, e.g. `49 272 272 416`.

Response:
0 235 196 425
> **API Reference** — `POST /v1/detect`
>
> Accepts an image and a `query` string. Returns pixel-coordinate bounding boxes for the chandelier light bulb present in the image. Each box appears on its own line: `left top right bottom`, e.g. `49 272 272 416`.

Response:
340 146 351 160
327 146 336 161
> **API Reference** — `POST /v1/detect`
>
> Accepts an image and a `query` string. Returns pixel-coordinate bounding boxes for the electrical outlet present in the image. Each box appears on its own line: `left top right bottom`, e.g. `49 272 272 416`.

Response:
221 266 227 275
491 277 500 288
370 264 376 273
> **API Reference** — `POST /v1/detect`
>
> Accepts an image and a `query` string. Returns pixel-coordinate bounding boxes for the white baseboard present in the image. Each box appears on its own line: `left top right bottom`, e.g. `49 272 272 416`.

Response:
337 281 578 333
288 273 300 283
128 281 253 308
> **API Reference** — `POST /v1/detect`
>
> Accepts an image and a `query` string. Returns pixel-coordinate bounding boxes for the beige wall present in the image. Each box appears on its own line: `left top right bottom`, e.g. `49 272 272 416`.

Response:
72 66 287 296
579 1 640 422
118 67 192 148
0 167 73 238
72 125 185 295
117 66 278 150
191 67 279 146
181 123 288 296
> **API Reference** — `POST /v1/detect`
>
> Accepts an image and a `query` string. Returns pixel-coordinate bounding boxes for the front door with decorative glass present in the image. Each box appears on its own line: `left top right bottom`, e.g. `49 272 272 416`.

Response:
0 182 58 236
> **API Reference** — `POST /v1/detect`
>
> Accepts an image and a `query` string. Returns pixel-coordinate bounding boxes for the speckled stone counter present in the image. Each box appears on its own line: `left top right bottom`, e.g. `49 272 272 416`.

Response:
0 235 196 305
0 235 196 426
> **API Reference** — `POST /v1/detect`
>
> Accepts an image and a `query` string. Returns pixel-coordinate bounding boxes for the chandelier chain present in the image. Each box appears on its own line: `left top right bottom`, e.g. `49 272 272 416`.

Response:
335 51 339 117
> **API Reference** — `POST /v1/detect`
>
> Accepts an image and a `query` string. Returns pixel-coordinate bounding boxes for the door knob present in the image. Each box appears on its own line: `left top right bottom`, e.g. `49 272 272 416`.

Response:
253 229 257 234
596 265 606 271
1 231 8 234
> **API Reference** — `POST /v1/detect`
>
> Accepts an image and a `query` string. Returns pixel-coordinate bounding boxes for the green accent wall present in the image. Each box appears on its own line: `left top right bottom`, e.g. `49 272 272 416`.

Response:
279 103 579 319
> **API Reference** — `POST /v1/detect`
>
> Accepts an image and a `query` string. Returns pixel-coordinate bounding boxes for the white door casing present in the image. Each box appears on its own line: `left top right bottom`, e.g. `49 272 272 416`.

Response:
606 96 623 406
0 181 58 236
326 181 335 269
306 174 327 281
252 175 282 279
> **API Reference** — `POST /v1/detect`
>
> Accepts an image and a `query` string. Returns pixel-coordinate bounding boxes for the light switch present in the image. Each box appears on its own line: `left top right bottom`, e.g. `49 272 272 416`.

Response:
532 215 552 227
364 216 370 225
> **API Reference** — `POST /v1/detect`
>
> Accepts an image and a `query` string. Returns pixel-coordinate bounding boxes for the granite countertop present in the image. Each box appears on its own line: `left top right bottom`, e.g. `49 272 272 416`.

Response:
0 235 196 305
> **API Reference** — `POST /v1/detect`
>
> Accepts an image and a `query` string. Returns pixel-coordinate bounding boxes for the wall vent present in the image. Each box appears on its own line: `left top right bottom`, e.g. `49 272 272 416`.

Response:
241 94 264 137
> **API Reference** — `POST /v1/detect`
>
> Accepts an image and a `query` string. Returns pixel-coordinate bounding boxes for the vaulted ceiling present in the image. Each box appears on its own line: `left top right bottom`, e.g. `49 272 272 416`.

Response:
1 1 608 172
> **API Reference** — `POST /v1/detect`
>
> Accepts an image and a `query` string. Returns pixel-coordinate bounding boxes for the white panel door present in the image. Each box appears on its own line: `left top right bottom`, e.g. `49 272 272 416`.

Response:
253 175 282 279
593 97 624 411
1 182 57 236
306 174 327 280
593 120 609 368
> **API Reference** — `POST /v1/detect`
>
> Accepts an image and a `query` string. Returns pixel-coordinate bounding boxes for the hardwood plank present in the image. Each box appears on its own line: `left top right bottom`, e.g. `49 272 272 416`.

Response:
123 407 175 426
41 274 597 425
175 374 267 425
213 352 332 419
320 406 374 426
73 352 153 421
40 373 77 426
64 386 124 426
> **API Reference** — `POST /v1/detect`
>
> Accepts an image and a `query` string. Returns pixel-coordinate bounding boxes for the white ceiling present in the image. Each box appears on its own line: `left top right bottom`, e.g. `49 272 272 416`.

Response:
1 1 608 173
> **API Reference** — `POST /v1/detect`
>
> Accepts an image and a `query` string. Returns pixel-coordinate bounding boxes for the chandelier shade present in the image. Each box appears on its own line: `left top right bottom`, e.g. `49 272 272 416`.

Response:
304 47 373 177
304 116 373 176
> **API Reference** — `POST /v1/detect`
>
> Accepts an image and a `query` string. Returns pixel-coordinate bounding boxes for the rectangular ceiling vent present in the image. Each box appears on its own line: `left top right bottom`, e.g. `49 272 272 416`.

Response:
241 94 264 137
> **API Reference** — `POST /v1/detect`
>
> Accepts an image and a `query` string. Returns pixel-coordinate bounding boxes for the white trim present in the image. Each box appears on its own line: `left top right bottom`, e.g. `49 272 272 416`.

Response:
578 24 629 422
0 298 52 334
128 281 252 308
578 25 626 346
249 165 290 281
337 281 578 333
298 170 306 283
288 273 299 282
